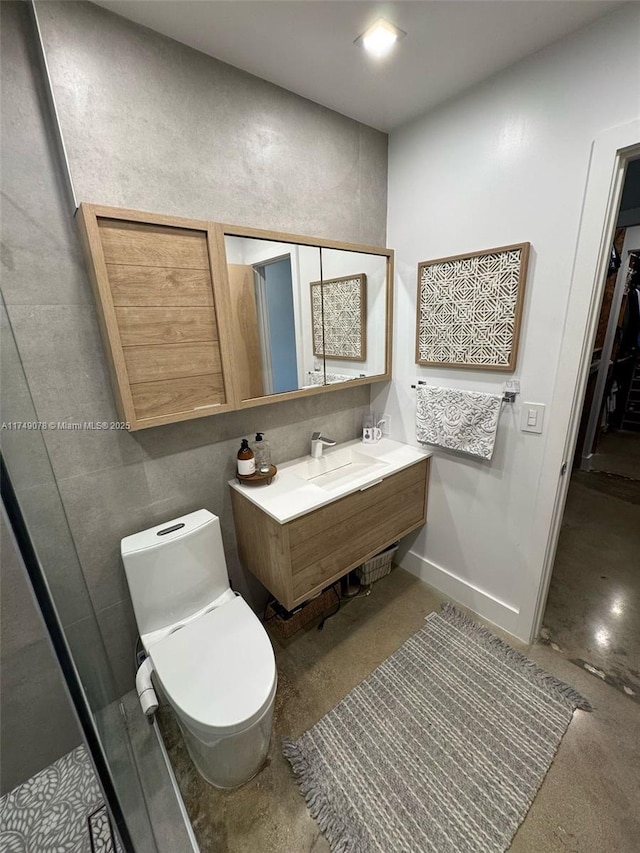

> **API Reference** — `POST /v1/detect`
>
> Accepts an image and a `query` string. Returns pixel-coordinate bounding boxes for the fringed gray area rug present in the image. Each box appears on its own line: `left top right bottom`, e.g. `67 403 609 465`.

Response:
283 603 591 853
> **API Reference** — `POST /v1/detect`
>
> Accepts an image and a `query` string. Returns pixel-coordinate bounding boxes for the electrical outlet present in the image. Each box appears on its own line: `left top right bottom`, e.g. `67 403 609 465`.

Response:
379 412 391 436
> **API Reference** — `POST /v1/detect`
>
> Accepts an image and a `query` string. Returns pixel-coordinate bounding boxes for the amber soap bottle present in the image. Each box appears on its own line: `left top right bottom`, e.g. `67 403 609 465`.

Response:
237 438 256 476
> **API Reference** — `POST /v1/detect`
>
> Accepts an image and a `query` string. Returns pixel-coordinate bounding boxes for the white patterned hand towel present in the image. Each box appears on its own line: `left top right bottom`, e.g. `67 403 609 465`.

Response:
416 385 502 459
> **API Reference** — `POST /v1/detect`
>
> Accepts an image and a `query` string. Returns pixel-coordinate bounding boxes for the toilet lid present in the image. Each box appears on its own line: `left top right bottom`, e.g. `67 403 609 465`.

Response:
150 596 276 735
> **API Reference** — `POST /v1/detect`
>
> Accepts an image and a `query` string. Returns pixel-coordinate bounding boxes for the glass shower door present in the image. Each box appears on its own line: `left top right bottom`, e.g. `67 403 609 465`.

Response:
1 297 169 852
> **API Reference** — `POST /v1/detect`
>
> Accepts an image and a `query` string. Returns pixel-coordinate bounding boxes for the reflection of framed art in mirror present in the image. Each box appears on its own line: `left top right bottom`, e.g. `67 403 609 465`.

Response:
311 273 367 361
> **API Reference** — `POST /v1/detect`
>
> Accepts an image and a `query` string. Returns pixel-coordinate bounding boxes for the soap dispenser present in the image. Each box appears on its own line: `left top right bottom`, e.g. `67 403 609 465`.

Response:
253 432 272 474
237 439 255 476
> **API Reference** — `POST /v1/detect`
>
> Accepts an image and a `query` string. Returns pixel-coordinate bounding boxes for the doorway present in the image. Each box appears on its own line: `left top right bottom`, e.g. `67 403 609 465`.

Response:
253 255 299 395
539 156 640 698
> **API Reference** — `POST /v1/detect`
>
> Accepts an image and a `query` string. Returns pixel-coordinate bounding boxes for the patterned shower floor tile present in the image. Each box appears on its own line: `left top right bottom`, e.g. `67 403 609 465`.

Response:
0 744 116 852
88 804 122 853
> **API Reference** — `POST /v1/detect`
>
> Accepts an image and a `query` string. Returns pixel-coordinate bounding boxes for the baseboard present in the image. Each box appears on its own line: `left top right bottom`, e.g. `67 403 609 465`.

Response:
400 550 523 639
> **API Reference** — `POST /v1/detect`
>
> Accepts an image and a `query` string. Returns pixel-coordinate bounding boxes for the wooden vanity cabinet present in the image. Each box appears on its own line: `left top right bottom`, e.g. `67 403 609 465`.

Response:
230 458 429 611
77 204 237 430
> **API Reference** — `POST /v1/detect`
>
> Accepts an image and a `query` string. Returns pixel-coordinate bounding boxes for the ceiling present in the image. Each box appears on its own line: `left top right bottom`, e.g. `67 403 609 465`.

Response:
93 0 624 131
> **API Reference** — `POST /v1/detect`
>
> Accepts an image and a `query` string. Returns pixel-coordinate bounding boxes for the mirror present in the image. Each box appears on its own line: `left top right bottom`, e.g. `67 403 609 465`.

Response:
223 231 391 403
318 247 388 380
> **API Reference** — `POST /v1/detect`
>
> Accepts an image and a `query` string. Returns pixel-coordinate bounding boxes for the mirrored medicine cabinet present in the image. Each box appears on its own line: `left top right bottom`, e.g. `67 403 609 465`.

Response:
216 224 392 409
78 204 393 430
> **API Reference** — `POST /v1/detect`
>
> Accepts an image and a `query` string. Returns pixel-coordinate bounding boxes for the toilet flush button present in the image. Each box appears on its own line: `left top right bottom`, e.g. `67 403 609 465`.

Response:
521 403 545 434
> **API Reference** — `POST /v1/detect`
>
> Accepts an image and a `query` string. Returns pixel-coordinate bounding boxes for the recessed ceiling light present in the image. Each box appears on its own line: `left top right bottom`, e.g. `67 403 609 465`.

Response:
356 18 406 59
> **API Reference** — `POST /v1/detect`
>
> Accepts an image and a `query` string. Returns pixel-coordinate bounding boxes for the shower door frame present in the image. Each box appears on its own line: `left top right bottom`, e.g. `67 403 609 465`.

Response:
1 455 135 853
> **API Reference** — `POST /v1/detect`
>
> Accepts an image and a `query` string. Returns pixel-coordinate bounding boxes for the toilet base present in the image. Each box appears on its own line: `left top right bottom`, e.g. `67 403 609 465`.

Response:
175 688 276 789
183 735 268 790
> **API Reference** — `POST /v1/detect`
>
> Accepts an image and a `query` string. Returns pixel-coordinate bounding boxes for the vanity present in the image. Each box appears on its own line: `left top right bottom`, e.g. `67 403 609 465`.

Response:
229 439 430 610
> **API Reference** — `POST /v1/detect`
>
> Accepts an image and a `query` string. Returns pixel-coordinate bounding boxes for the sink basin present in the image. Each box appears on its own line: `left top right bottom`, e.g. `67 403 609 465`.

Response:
290 447 388 490
229 437 431 524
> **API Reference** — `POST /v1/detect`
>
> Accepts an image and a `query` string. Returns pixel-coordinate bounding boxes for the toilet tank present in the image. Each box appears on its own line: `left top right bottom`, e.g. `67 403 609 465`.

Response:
121 509 230 636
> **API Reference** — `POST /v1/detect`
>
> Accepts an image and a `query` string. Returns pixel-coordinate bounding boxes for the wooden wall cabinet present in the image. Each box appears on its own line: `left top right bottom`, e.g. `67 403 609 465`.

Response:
78 204 237 430
78 203 394 430
230 458 429 611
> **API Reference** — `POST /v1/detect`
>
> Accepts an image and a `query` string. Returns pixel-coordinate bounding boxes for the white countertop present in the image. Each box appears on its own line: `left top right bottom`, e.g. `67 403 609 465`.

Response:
229 437 431 524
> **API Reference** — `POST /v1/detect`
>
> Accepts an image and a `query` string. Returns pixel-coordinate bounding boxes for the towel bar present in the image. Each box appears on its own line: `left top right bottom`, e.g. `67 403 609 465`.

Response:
410 380 517 404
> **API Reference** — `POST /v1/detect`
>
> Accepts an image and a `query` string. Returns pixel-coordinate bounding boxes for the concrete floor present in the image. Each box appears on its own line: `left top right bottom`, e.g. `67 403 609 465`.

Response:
158 566 640 853
542 469 640 697
591 429 640 480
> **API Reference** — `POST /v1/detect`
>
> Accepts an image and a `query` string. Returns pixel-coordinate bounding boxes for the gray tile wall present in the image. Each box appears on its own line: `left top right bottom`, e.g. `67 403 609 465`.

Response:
0 514 81 795
1 299 140 716
1 1 388 698
35 1 388 245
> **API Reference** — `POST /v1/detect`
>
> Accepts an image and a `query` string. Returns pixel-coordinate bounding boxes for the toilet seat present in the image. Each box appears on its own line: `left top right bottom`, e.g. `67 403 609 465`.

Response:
150 596 277 736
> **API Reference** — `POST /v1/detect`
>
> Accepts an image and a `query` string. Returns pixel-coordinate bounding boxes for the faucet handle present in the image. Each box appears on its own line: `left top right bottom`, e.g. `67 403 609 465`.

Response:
310 432 336 458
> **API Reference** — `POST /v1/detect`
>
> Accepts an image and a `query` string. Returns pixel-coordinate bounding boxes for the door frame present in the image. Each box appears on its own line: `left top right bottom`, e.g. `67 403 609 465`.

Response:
253 264 275 396
253 252 295 396
522 119 640 644
581 228 640 469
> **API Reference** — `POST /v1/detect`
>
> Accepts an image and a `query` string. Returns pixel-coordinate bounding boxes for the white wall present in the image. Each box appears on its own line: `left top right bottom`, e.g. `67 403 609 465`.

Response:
373 3 640 640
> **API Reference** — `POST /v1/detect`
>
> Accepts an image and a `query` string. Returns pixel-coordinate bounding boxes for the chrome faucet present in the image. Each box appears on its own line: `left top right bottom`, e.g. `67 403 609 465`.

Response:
311 431 336 458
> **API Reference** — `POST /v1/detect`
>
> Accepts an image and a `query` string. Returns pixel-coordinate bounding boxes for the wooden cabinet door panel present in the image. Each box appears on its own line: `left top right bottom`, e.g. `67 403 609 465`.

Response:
107 266 214 307
124 342 222 383
78 203 239 428
290 476 425 573
290 479 426 598
288 461 427 549
131 374 226 420
116 307 217 346
99 220 210 269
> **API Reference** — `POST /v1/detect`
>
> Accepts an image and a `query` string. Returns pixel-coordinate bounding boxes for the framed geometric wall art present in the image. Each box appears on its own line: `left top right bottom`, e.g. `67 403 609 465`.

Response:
311 273 367 360
415 242 530 371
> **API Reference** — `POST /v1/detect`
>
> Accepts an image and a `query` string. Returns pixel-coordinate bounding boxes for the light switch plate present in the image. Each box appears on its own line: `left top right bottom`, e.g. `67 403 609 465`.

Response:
521 402 545 434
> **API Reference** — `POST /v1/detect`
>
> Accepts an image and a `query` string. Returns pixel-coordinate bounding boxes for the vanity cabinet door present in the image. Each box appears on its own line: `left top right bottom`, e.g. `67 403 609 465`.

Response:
78 204 236 430
288 459 429 602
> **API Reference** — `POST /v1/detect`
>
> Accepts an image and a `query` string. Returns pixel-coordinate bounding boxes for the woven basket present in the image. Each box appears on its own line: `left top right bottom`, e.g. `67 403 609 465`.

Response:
355 542 399 586
265 586 338 640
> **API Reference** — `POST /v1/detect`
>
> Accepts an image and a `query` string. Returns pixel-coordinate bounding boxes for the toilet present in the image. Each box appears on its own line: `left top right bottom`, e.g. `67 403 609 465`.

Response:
120 509 277 789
